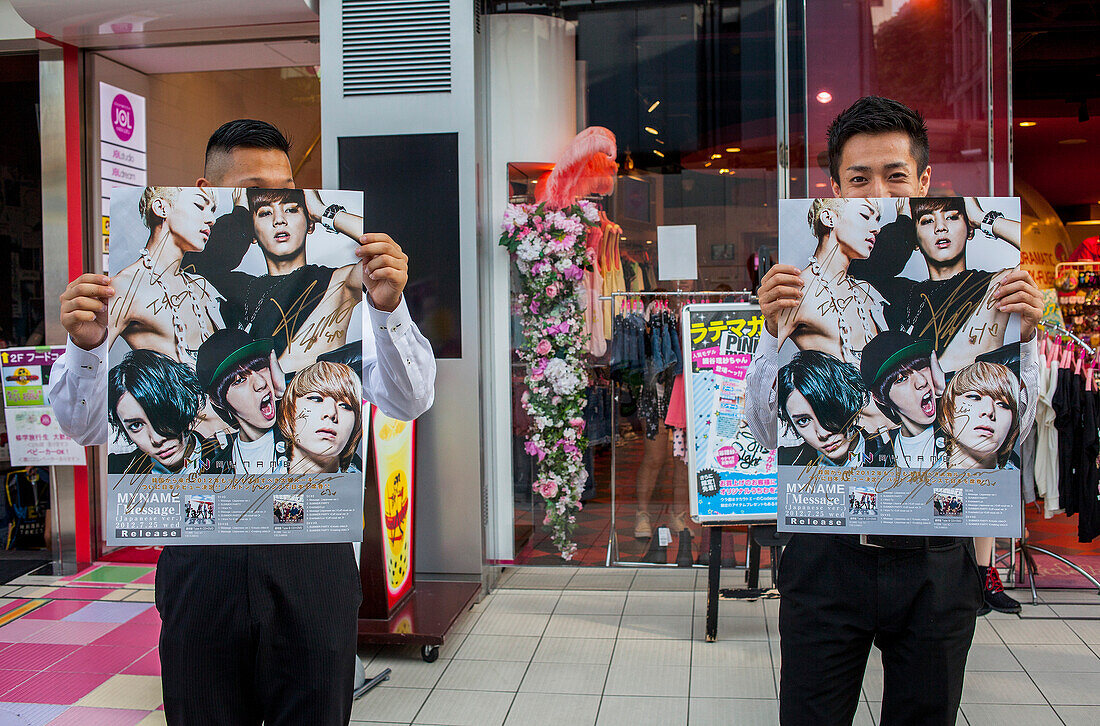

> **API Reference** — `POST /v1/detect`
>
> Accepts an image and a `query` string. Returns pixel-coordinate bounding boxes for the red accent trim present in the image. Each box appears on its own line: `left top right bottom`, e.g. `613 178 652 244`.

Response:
40 35 93 565
63 44 92 566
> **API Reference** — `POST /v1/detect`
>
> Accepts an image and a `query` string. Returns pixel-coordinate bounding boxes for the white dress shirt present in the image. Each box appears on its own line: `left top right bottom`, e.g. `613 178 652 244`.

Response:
744 326 1040 451
52 297 436 447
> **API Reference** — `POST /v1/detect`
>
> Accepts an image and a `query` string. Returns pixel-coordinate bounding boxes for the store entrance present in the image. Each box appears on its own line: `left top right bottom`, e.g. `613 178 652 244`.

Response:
0 52 51 580
86 44 322 563
1012 1 1100 585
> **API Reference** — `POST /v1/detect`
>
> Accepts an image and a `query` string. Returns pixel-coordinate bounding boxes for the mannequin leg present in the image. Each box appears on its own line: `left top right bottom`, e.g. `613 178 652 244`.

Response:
634 420 669 538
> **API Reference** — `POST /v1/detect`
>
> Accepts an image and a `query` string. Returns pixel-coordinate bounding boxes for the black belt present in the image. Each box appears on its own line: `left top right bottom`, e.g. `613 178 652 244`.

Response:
845 534 962 551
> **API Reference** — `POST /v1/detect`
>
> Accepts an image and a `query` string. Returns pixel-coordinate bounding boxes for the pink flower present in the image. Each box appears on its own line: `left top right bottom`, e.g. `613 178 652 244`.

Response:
524 440 546 462
568 417 586 431
535 339 552 356
541 481 559 498
529 300 540 314
545 283 560 298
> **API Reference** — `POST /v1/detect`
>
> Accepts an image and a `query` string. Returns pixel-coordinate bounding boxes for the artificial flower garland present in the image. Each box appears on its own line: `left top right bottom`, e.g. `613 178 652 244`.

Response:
500 200 600 559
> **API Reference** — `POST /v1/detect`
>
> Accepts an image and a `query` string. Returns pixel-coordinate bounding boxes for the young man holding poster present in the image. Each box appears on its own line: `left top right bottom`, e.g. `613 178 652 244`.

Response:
746 97 1042 725
51 120 436 725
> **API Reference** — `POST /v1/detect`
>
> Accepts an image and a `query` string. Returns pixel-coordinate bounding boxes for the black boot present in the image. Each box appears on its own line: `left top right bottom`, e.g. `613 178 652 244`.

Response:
675 530 694 567
642 530 668 564
980 565 1021 614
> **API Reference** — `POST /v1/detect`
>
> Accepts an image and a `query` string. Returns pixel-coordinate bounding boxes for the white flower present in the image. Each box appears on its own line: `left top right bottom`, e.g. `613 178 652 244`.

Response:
516 237 542 262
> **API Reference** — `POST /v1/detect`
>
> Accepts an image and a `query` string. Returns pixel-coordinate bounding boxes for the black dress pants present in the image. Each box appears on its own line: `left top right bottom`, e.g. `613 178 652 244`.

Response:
155 543 362 725
777 535 983 726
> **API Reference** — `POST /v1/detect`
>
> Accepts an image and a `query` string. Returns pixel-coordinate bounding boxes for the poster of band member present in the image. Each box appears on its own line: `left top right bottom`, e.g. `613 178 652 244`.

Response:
776 197 1023 537
684 304 777 522
105 186 366 545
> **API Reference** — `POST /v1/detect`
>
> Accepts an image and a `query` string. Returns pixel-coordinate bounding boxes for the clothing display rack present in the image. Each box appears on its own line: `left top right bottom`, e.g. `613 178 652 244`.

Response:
596 289 756 567
1005 322 1100 604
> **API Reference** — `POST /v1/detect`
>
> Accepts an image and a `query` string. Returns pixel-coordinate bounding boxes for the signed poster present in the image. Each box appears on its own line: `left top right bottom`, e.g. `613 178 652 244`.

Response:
684 304 778 522
775 197 1023 537
106 186 366 545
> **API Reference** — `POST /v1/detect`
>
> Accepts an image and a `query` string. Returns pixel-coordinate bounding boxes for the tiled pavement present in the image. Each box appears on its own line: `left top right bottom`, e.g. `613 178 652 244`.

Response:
352 568 1100 726
2 564 1100 725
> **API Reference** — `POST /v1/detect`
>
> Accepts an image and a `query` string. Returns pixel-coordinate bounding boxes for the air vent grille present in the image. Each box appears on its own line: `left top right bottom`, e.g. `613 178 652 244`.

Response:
342 0 452 96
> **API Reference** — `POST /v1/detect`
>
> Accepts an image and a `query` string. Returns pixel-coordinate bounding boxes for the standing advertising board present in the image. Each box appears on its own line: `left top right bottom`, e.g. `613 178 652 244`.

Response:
775 197 1023 537
684 304 778 523
1 346 85 466
105 186 367 545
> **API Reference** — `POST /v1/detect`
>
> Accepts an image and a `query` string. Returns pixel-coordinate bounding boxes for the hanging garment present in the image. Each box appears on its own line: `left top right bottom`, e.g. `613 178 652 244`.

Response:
1081 386 1100 542
583 265 607 357
1035 358 1061 516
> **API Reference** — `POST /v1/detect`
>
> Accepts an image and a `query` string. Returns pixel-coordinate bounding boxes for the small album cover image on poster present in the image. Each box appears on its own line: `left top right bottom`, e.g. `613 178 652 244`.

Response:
776 197 1022 473
185 495 215 525
933 488 964 517
848 487 877 516
274 494 305 524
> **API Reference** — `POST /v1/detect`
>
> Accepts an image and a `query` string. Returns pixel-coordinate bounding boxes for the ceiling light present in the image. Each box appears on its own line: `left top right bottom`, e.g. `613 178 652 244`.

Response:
1018 121 1036 127
726 147 741 153
654 150 665 158
1060 138 1088 145
646 240 653 245
710 153 722 159
816 90 833 104
647 100 660 113
719 168 729 174
644 127 659 135
704 161 712 167
815 182 827 188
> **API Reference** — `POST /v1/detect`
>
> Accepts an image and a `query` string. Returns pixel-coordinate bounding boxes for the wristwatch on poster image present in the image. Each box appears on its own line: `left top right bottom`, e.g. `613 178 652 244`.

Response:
980 210 1004 238
321 204 345 233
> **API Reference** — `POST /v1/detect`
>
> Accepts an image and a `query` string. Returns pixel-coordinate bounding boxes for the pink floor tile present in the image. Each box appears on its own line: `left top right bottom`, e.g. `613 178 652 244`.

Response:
0 620 48 644
122 650 160 677
46 706 151 726
22 622 120 646
126 608 161 627
0 600 29 616
0 644 78 671
2 671 109 705
23 602 89 621
44 588 116 601
0 670 36 693
132 572 157 585
46 646 149 674
90 624 159 650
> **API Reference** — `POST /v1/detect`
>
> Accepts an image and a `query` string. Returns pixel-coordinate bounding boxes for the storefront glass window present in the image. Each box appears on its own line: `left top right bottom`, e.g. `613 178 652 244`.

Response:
495 0 996 566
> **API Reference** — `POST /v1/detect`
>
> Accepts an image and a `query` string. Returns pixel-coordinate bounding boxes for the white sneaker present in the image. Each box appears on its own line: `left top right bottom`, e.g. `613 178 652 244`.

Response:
669 511 688 533
634 511 653 539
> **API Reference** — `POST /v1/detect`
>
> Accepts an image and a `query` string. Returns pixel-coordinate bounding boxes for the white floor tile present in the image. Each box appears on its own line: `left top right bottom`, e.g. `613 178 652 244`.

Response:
617 614 692 640
610 638 692 667
543 613 621 639
412 689 514 726
604 662 690 697
1054 704 1100 726
687 697 778 726
350 685 430 723
517 661 608 695
1030 671 1100 705
689 666 776 699
1010 643 1100 672
452 634 539 662
960 671 1046 704
960 703 1062 726
596 695 687 726
503 692 600 726
531 637 616 665
434 659 526 692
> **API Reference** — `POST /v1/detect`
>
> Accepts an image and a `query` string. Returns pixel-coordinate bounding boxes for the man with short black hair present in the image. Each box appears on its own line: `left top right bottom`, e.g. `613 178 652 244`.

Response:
52 119 435 725
746 96 1041 725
